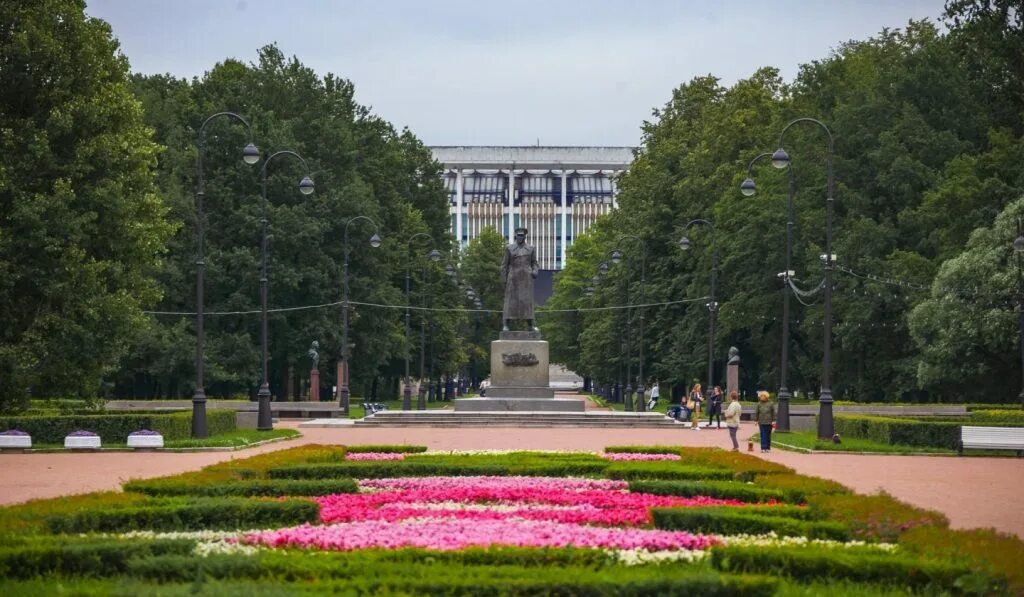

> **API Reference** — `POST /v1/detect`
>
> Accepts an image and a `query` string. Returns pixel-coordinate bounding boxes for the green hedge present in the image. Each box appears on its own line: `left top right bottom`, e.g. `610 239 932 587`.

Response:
0 538 195 579
604 445 682 454
969 410 1024 425
710 546 1004 594
0 410 235 443
45 498 318 533
629 480 790 503
833 414 962 449
123 478 358 498
345 445 428 453
604 463 735 481
652 508 848 540
269 461 611 480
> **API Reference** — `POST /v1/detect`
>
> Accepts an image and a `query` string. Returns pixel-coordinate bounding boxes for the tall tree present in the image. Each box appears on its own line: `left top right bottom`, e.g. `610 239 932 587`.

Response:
0 0 172 408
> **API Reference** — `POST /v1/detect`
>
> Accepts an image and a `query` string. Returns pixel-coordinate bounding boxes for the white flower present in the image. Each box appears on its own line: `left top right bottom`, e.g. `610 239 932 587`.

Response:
608 549 709 566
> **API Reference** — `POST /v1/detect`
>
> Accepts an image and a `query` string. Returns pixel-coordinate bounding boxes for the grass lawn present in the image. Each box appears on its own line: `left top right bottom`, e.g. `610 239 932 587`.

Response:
347 397 453 418
757 430 953 454
29 428 299 450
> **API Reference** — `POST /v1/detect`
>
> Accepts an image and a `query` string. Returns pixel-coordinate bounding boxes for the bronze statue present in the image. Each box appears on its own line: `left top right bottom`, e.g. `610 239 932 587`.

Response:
308 340 320 370
501 227 539 331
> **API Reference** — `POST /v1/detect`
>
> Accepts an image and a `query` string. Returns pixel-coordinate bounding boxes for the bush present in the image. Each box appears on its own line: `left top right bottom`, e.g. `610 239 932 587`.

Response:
753 473 851 502
628 480 790 503
0 538 194 579
604 445 682 454
345 445 428 453
0 492 148 534
676 448 793 476
604 462 735 481
45 498 318 533
968 410 1024 425
900 526 1024 594
123 478 358 497
652 508 848 540
833 415 961 449
269 462 511 480
0 410 235 443
710 545 1003 594
807 492 947 542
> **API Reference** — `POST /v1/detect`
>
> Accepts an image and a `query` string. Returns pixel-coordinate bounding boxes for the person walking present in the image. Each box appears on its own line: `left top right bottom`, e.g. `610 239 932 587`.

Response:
755 390 776 453
647 380 660 411
707 385 724 429
724 390 742 451
688 383 704 431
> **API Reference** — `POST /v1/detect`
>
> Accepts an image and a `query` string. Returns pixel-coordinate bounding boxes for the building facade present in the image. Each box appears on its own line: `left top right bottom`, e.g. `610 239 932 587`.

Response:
431 146 633 270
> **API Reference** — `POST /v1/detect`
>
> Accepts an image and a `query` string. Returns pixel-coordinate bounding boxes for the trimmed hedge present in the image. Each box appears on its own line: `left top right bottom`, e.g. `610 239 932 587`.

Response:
123 478 358 497
604 445 682 454
752 473 851 502
0 538 195 579
0 410 235 443
969 409 1024 425
45 498 318 533
268 461 612 479
652 508 848 540
900 526 1024 593
604 463 735 481
710 546 1003 594
345 444 428 453
628 480 790 503
833 414 961 449
808 492 948 542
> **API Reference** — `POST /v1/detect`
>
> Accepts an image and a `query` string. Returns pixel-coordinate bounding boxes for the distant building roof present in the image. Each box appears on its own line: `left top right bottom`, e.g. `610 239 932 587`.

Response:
430 146 634 170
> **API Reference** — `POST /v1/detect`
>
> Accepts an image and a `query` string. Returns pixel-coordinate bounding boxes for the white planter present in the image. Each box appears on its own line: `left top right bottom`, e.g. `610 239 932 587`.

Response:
127 434 164 449
0 435 31 449
64 435 101 449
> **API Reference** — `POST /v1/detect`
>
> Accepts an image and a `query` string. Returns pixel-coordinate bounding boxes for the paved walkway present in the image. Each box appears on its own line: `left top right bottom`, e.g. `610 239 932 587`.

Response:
1 422 1021 538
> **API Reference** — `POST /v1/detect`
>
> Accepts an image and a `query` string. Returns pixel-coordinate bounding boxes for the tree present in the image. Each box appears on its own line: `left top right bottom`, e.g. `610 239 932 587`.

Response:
0 0 173 408
456 227 505 383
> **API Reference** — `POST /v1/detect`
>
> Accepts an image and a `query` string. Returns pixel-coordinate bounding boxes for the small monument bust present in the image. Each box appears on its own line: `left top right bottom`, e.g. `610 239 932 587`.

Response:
727 346 740 365
308 341 320 371
501 227 539 332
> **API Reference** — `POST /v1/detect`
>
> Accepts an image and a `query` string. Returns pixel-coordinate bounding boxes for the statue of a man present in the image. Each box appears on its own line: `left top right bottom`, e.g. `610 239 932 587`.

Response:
727 346 740 365
501 227 539 332
308 341 320 371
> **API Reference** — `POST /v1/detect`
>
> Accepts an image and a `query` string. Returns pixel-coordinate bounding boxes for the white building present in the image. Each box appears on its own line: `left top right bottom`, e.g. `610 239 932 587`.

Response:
431 146 634 270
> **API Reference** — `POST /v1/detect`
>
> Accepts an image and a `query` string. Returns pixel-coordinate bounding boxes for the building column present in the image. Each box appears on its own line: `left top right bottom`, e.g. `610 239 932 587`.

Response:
455 169 464 247
610 172 618 209
507 167 515 242
560 170 568 269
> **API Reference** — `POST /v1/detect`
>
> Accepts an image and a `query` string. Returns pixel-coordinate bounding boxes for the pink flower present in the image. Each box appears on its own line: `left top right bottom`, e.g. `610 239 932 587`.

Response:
345 452 406 461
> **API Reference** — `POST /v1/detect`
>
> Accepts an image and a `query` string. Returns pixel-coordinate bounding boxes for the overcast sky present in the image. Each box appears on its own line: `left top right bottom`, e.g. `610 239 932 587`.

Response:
86 0 947 147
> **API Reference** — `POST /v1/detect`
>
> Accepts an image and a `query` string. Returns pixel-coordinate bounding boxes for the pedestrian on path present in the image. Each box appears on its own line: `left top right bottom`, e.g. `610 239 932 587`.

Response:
724 390 742 451
688 383 703 431
647 380 660 411
707 385 723 428
755 390 776 453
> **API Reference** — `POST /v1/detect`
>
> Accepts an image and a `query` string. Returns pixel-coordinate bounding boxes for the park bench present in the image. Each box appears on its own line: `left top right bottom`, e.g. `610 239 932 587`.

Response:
958 426 1024 456
361 402 387 416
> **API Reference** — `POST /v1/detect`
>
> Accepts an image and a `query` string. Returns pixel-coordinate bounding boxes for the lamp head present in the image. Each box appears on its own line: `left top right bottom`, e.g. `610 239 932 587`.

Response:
369 233 382 248
771 148 790 169
445 263 457 277
678 236 691 251
591 275 601 286
610 250 623 264
740 178 756 197
242 143 260 165
1014 235 1024 253
299 176 315 195
598 261 610 274
428 249 442 262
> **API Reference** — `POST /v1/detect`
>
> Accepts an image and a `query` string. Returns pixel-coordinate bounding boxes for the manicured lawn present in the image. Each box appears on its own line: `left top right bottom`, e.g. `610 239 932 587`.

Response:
347 397 453 418
759 431 954 455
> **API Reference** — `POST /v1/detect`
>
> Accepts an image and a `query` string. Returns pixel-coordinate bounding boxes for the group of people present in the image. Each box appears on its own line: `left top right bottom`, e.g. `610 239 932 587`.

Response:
661 383 777 452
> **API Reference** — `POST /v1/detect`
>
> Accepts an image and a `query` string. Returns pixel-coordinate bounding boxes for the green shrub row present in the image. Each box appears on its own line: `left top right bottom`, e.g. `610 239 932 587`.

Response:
0 538 195 579
124 551 778 596
752 473 851 502
628 479 790 503
604 463 736 481
710 545 1004 594
603 445 682 454
0 410 235 443
652 508 849 540
45 498 318 533
833 415 961 449
344 444 427 453
123 478 358 497
807 493 949 543
968 409 1024 425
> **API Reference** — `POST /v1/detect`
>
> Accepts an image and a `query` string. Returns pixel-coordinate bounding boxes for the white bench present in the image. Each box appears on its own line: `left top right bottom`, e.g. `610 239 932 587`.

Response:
959 426 1024 456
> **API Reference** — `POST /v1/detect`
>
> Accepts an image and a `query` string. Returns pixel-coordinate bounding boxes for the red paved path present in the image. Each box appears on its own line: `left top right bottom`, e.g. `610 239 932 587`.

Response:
1 422 1021 538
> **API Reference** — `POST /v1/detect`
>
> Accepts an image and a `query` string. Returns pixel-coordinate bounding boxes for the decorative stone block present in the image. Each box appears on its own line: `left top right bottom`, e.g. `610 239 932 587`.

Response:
64 431 101 450
490 339 550 389
127 430 164 449
0 430 31 449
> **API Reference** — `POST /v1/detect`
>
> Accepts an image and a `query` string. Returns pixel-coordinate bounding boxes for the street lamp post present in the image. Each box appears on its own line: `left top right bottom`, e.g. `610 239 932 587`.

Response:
741 152 794 430
611 236 648 412
771 118 836 439
404 233 440 410
257 151 314 431
1014 218 1024 405
192 112 259 438
680 220 718 406
340 216 382 414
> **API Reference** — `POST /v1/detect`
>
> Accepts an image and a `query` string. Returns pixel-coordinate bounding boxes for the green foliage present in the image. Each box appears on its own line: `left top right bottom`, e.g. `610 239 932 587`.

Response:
45 498 318 533
123 477 357 498
0 409 234 443
900 525 1024 594
604 445 683 454
628 479 790 503
752 473 852 502
0 537 195 580
833 414 963 449
456 227 506 382
652 508 848 540
0 0 174 408
807 492 948 543
710 545 1000 594
344 444 428 453
604 463 736 481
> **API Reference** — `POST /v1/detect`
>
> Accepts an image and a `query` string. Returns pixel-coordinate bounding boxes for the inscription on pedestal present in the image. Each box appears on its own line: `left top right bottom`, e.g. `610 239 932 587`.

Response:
501 352 539 367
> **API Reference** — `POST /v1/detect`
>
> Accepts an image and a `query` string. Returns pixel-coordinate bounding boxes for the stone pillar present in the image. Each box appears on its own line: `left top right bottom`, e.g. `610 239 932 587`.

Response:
455 169 464 247
727 360 740 401
507 167 515 242
309 369 321 402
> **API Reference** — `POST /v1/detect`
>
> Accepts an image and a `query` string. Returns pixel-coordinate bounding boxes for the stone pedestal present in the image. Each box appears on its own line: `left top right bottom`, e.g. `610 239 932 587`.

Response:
727 363 739 399
455 330 584 412
310 369 321 402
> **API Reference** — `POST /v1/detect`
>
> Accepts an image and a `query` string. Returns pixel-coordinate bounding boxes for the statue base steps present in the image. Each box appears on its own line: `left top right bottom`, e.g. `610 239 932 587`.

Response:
454 397 582 412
